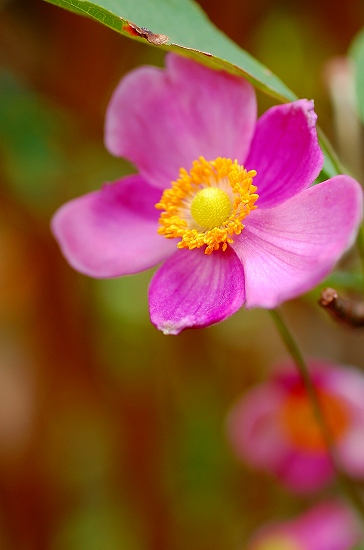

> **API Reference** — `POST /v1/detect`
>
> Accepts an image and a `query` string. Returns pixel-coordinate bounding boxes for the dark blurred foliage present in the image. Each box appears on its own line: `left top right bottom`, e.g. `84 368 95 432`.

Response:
0 0 363 548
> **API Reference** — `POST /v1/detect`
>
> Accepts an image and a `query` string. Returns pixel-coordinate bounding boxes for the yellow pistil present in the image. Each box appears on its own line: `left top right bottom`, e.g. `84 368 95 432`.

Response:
191 187 232 229
155 157 258 254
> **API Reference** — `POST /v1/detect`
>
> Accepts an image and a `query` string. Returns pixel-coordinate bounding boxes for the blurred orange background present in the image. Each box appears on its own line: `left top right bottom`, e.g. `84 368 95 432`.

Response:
0 0 364 548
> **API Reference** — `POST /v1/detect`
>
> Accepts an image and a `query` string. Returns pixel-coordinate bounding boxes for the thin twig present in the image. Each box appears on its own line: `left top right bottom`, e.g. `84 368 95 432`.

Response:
319 287 364 328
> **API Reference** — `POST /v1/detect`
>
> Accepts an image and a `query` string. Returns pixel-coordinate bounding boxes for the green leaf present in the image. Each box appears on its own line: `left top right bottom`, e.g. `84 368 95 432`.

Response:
43 0 344 177
322 270 364 293
43 0 297 103
350 27 364 124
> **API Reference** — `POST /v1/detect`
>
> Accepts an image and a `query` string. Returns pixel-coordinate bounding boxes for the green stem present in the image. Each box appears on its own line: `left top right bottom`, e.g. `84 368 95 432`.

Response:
269 308 364 520
317 127 345 177
356 224 364 294
269 309 314 400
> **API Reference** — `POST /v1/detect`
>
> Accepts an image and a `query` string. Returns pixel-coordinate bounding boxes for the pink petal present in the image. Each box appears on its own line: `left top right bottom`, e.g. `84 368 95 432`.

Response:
289 501 362 550
276 450 333 493
227 383 333 493
338 424 364 477
149 247 246 334
232 176 363 308
249 501 362 550
51 175 175 277
323 364 364 411
105 54 256 190
245 100 324 208
324 366 364 476
226 385 290 469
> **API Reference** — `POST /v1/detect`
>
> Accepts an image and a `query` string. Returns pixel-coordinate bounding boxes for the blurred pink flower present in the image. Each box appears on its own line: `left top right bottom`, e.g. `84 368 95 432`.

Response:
246 500 362 550
227 360 364 493
51 54 362 334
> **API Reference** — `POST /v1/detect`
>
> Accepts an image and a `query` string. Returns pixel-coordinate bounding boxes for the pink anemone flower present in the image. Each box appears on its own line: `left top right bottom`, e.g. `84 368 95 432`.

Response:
227 359 364 493
51 54 363 335
246 500 362 550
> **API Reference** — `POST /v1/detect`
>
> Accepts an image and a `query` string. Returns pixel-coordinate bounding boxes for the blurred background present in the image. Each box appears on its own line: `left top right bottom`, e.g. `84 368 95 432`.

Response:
0 0 364 548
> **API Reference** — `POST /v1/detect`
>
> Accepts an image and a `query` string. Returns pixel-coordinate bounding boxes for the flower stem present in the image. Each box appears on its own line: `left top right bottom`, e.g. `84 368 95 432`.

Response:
356 224 364 294
317 127 345 177
269 308 364 521
269 309 311 391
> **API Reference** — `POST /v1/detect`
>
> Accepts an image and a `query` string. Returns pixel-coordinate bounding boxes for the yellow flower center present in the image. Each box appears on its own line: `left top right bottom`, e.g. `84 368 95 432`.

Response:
191 187 232 229
156 156 258 255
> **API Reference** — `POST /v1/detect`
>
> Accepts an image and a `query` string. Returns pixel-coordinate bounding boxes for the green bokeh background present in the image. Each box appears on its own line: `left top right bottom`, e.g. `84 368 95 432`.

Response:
0 0 364 548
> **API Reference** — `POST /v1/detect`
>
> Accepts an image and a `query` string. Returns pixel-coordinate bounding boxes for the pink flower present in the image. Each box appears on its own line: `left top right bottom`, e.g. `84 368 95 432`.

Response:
51 54 363 334
246 500 362 550
227 359 364 493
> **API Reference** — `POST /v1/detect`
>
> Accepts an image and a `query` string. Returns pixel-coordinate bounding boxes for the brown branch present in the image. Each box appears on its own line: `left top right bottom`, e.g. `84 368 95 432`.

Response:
318 287 364 328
